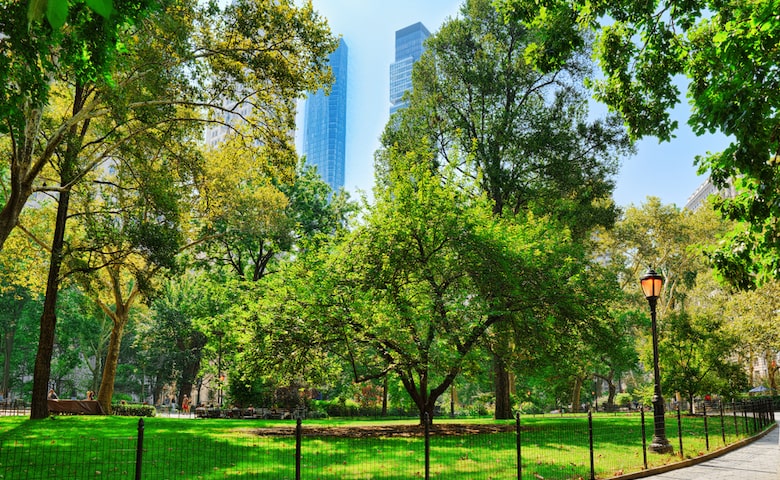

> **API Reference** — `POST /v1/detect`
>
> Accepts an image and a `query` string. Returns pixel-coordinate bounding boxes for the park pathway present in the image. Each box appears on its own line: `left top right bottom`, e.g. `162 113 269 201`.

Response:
640 411 778 480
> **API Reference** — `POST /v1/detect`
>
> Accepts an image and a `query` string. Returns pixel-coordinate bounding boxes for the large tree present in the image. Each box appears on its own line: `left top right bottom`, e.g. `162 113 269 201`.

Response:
598 199 745 406
3 0 337 418
496 0 780 288
381 0 631 418
724 281 780 391
144 275 213 407
0 0 336 251
250 145 607 423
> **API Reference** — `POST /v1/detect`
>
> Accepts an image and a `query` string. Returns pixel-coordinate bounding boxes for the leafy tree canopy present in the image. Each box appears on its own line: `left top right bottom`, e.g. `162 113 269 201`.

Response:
248 140 611 422
385 0 631 234
495 0 780 287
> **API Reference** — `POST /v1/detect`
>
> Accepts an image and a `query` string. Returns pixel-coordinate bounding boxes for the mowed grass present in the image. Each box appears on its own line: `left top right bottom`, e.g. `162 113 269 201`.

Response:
0 412 765 479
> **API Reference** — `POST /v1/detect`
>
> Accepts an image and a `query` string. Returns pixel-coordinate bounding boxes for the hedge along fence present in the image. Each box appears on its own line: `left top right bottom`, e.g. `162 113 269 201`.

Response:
0 399 774 480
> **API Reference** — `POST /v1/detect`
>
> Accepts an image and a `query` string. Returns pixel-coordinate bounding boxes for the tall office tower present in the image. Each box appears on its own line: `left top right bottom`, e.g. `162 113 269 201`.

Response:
302 38 348 193
389 22 430 114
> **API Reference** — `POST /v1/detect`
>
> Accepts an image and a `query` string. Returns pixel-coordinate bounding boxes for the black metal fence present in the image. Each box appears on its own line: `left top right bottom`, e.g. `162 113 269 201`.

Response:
0 399 775 480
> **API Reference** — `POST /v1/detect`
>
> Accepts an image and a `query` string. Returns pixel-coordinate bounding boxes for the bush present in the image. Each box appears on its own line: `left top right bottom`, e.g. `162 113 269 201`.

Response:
518 401 543 415
312 398 361 417
306 409 329 419
615 393 633 408
112 403 156 417
112 393 134 403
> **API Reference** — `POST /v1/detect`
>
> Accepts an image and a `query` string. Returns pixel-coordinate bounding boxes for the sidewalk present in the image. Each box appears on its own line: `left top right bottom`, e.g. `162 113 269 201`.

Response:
641 412 779 480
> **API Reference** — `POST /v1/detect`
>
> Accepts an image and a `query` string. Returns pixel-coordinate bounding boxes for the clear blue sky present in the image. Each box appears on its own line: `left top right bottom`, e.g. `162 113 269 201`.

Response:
304 0 731 209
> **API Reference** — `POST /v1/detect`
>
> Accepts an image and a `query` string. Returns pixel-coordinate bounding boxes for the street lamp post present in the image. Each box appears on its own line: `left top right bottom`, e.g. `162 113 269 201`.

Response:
640 267 673 454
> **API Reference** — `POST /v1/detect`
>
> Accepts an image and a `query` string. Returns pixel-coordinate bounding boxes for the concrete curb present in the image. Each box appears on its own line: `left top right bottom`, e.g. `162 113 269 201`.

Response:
608 423 778 480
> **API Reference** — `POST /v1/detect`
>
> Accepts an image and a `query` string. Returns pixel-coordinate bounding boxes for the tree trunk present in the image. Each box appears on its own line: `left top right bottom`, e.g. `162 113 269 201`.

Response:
494 354 513 419
571 376 583 413
421 401 435 425
381 376 388 417
2 316 17 399
0 133 40 253
0 189 26 252
595 371 617 411
606 378 617 410
97 311 127 414
178 334 205 405
766 353 777 392
450 384 456 418
30 187 71 419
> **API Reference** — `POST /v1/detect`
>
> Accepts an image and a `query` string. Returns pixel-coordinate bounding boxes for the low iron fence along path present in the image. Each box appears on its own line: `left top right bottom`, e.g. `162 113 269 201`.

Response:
0 399 775 479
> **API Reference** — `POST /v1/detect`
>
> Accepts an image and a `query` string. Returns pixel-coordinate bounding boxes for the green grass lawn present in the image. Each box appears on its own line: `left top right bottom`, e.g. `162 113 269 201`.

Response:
0 412 767 480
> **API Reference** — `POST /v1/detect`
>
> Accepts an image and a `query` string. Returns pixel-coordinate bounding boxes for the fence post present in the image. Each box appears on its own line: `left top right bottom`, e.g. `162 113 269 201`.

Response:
743 403 749 434
295 417 302 480
763 399 768 428
424 412 430 480
588 409 595 480
640 406 648 470
767 398 773 428
676 404 683 458
719 401 726 445
762 399 769 428
702 402 709 451
732 400 739 437
751 400 758 432
135 418 144 480
516 412 522 480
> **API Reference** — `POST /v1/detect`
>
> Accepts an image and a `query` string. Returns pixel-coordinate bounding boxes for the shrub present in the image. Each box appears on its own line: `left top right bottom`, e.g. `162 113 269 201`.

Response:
112 393 134 403
312 398 361 417
518 401 543 415
615 393 633 408
112 403 156 417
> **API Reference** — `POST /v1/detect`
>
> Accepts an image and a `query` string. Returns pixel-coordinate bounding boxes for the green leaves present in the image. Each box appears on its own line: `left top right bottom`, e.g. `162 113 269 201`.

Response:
502 0 780 286
86 0 113 19
28 0 114 29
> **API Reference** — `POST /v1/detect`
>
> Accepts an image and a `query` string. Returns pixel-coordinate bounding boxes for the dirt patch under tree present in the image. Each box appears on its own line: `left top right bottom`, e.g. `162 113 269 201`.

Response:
254 422 516 438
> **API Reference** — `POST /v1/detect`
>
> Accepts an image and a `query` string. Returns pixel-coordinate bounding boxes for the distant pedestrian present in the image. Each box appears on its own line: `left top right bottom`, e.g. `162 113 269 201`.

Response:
182 395 190 413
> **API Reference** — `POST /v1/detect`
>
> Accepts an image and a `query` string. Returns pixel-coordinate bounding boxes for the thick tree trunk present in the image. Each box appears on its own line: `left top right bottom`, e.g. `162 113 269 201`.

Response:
30 188 71 419
0 115 41 253
606 378 617 410
93 264 140 413
420 402 435 425
0 192 22 252
178 334 205 405
97 312 127 414
494 354 513 419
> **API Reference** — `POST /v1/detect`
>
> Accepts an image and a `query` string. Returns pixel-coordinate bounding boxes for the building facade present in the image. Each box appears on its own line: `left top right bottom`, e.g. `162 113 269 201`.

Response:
684 176 736 211
389 22 430 114
302 38 348 193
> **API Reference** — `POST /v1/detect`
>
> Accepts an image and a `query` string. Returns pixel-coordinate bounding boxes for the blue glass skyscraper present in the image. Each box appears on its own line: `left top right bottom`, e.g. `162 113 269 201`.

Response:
302 38 348 193
390 22 430 114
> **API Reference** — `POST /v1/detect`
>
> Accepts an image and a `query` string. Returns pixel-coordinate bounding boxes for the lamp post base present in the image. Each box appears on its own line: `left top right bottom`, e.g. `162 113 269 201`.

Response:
649 437 674 454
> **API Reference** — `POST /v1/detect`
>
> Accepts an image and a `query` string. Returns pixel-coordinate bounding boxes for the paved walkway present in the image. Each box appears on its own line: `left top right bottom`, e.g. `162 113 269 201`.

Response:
642 412 779 480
